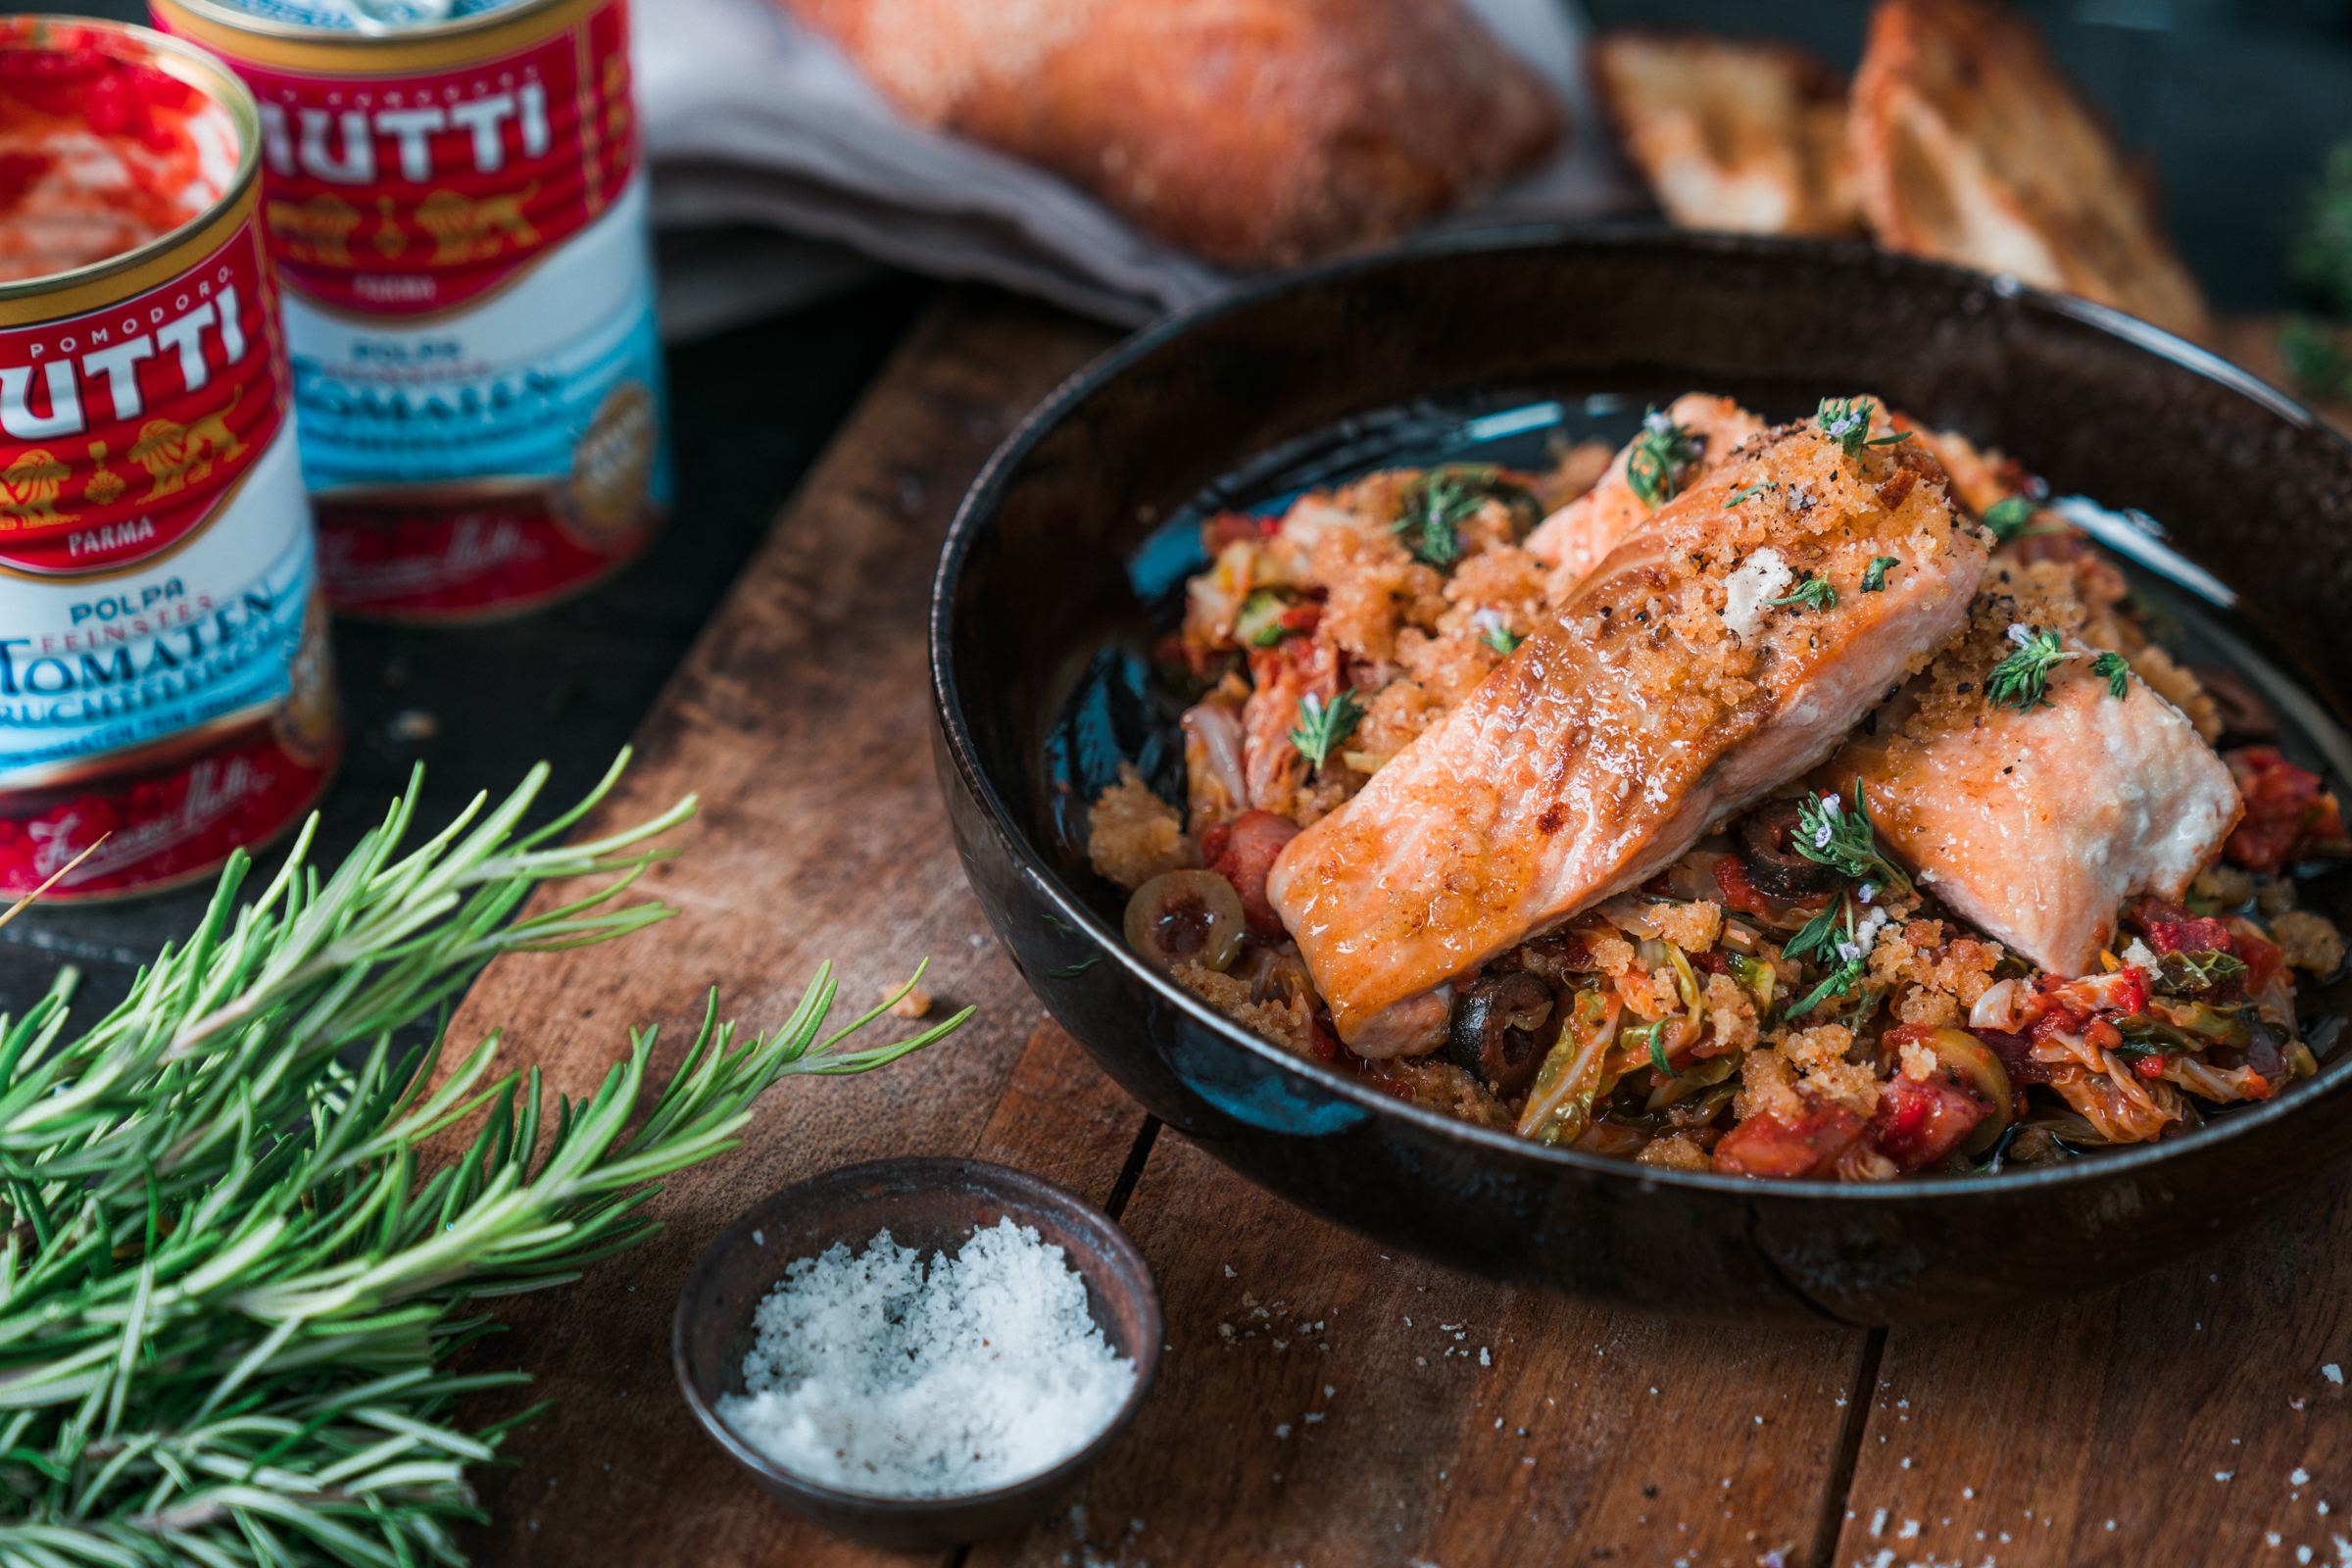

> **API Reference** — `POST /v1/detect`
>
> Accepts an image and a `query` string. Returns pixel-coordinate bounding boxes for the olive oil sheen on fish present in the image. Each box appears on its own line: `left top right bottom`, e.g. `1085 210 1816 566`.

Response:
152 0 672 621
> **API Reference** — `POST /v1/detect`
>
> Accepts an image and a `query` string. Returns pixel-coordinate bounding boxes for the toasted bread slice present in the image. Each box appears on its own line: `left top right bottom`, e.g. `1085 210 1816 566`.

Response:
1592 30 1863 238
1848 0 2211 341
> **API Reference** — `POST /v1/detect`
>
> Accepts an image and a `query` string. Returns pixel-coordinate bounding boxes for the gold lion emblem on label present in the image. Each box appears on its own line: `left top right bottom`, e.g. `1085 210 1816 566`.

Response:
555 381 660 550
0 449 72 530
267 195 363 269
131 388 247 503
416 185 541 266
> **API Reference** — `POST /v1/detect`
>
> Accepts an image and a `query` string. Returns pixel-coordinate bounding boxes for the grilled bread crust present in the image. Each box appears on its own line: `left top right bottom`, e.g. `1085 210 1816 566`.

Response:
1593 30 1863 238
1846 0 2211 341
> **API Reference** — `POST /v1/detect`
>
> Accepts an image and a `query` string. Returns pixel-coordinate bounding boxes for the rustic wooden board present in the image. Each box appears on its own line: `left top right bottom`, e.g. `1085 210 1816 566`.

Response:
1832 1166 2352 1568
430 286 2352 1568
444 294 1130 1567
972 1120 1869 1568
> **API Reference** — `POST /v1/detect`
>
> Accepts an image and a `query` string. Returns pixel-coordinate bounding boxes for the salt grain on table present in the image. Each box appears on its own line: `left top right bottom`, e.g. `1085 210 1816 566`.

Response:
716 1219 1134 1496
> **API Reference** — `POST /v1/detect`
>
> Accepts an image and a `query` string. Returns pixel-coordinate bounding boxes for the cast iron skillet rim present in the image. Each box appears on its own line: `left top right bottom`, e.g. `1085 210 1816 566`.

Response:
670 1155 1162 1514
929 225 2352 1202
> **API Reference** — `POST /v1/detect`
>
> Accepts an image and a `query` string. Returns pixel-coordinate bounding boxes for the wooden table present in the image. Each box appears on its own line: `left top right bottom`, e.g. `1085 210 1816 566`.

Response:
445 291 2352 1568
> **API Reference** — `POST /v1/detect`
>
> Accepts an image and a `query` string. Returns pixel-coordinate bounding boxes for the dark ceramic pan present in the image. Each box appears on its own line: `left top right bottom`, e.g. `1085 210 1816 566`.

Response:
929 228 2352 1327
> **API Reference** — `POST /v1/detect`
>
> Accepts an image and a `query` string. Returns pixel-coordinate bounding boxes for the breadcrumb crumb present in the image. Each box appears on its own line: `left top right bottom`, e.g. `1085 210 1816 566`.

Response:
2272 910 2345 975
1654 900 1725 953
1087 765 1197 891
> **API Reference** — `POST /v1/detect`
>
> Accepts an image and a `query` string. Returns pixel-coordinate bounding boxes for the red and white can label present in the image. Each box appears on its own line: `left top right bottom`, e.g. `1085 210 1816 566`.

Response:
231 0 636 317
0 219 285 577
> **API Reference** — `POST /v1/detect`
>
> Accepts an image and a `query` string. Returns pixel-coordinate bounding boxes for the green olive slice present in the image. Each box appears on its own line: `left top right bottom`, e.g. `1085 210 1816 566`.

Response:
1928 1027 2016 1157
1124 870 1247 973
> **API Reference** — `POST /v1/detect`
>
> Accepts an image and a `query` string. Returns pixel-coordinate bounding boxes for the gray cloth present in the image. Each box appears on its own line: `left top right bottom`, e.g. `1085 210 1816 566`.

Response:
637 0 1643 330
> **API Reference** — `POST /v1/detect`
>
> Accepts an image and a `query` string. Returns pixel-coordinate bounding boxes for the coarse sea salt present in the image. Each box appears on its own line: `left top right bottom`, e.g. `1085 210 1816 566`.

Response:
716 1219 1135 1497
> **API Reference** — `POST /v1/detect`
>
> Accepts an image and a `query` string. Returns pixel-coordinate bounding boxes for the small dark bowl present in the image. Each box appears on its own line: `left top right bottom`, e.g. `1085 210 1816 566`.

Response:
930 227 2352 1328
672 1157 1161 1550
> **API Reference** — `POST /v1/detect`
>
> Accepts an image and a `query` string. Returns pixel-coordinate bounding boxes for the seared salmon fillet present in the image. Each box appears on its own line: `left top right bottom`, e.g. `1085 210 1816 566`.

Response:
1525 394 1767 598
1826 561 2242 976
1268 407 1990 1053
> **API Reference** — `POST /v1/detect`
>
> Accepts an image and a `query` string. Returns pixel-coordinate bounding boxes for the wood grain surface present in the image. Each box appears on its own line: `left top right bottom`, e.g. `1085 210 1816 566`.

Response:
444 289 2352 1568
444 294 1122 1567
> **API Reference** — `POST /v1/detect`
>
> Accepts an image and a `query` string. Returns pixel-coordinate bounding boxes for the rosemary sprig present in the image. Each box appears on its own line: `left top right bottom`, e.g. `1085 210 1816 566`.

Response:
1986 625 2132 712
1626 410 1702 509
1793 786 1915 902
1768 576 1837 614
1289 689 1365 771
0 758 968 1565
1724 482 1777 509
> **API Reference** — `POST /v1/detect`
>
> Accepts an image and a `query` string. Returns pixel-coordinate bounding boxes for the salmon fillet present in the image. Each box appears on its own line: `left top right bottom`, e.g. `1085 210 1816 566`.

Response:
1826 562 2242 976
1526 394 1768 600
1268 409 1990 1054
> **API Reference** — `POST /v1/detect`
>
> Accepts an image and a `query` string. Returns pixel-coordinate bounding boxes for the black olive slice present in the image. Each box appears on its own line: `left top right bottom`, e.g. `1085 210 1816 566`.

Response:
1447 973 1560 1099
1740 799 1843 899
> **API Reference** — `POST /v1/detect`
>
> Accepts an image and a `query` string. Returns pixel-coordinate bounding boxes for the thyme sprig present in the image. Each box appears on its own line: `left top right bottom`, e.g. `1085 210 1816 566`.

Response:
1982 495 2036 543
1815 397 1910 462
1861 556 1900 593
0 757 968 1565
1289 689 1365 771
1783 898 1871 1020
1392 466 1534 567
1768 576 1837 614
1793 785 1915 902
1986 625 2132 712
1626 410 1703 509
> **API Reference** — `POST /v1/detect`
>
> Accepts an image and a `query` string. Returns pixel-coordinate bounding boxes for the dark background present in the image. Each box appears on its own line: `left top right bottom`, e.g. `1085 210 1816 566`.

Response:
16 0 2352 1024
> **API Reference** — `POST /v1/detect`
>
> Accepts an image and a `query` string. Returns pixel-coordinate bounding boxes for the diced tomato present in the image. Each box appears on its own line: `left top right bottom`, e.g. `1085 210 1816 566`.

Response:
2131 902 2233 958
1870 1073 1990 1173
2222 915 2284 994
1712 1099 1865 1179
1712 856 1774 918
1278 603 1323 638
2029 1004 2085 1046
1690 949 1731 976
2047 967 2150 1017
1209 810 1299 941
2225 747 2349 874
2133 1055 2167 1079
1975 1028 2052 1086
1204 512 1262 551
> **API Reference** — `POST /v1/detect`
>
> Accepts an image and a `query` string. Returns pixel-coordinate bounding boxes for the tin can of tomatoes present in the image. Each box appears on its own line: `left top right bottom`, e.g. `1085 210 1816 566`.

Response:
151 0 670 623
0 17 338 903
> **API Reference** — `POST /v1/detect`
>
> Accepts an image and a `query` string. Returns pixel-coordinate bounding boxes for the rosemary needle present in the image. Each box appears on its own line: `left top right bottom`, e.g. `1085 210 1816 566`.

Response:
0 757 968 1564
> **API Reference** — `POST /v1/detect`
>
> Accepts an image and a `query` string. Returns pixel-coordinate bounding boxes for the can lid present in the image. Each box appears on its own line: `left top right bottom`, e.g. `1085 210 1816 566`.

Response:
194 0 535 33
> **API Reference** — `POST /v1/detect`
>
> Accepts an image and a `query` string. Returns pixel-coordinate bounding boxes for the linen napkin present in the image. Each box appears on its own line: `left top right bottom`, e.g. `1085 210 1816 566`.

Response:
635 0 1643 329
